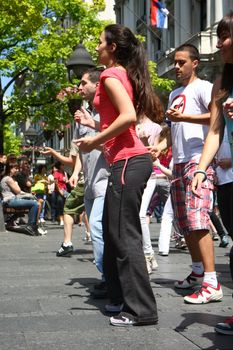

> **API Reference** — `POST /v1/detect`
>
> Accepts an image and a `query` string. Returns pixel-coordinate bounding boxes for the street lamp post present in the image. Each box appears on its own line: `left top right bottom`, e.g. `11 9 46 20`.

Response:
66 43 95 81
65 44 95 115
24 126 38 174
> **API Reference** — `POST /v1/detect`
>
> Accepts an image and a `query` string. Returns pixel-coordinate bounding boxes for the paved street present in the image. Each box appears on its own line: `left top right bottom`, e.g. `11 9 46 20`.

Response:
0 220 232 350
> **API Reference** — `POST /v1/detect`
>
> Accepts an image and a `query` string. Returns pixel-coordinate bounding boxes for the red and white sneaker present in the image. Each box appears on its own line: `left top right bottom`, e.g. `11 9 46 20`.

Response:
184 282 223 304
174 272 204 289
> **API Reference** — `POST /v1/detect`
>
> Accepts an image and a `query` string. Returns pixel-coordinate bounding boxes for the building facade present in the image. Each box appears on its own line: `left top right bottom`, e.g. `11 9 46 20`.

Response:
114 0 233 82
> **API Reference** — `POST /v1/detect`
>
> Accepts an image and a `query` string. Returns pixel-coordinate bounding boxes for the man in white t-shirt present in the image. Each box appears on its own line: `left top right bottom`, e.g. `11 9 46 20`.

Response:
152 44 223 304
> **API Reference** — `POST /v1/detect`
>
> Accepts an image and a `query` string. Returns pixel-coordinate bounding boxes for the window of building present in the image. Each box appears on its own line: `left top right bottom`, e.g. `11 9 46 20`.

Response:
135 0 147 34
114 3 123 25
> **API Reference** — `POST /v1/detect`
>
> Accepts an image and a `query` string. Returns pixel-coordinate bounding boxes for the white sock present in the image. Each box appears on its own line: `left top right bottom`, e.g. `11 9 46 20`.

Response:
63 242 72 247
192 261 204 275
203 271 218 288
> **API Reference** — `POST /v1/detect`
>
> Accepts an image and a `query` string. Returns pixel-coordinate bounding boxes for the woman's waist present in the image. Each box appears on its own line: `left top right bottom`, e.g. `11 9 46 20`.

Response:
106 148 149 164
104 139 148 164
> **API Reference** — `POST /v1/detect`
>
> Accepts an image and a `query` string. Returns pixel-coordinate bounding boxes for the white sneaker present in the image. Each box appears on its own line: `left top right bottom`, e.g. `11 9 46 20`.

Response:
158 252 169 256
37 226 47 235
110 312 135 327
83 231 91 242
174 272 203 289
60 221 64 226
39 218 46 223
212 231 219 241
175 238 187 249
145 253 158 274
151 254 158 270
184 282 223 304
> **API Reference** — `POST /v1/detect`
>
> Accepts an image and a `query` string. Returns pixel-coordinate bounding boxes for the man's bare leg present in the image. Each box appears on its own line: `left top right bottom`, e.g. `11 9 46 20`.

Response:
63 214 74 244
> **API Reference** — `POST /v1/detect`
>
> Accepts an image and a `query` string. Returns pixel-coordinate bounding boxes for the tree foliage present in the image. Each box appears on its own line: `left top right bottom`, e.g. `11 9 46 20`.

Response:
148 61 175 94
0 0 175 154
3 121 22 156
136 35 175 99
0 0 107 153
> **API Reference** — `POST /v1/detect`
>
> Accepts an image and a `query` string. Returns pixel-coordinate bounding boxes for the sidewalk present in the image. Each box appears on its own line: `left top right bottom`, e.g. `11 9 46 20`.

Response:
0 220 232 350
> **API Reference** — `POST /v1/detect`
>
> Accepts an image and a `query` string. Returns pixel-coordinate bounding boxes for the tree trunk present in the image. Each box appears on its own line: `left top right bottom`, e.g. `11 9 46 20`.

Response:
0 93 4 154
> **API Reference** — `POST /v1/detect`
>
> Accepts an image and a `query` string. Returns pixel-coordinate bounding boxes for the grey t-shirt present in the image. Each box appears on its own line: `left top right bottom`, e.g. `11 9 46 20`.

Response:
73 112 109 200
1 176 15 202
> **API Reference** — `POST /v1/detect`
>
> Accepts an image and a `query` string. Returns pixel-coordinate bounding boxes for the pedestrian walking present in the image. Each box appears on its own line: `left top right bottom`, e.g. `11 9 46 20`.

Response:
150 43 222 304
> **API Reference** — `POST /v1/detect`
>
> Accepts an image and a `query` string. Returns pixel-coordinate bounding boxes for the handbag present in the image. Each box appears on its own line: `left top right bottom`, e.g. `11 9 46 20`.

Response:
31 182 45 194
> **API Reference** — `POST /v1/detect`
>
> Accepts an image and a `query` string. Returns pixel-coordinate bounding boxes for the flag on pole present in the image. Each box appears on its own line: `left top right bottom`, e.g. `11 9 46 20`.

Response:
150 0 169 29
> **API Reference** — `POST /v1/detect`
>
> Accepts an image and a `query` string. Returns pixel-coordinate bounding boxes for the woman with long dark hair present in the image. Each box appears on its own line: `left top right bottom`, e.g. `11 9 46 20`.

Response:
76 24 163 326
192 12 233 335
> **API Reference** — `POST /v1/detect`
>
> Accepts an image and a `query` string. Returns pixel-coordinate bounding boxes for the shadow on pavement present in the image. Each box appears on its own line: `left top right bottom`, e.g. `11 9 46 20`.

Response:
175 312 232 350
65 277 108 316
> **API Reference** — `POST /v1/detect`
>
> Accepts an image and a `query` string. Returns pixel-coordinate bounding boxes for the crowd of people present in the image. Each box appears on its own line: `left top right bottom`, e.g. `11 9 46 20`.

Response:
0 13 233 334
0 156 79 235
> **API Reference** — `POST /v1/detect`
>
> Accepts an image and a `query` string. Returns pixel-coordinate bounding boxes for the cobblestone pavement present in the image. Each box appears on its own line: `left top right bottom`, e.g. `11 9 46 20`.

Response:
0 220 232 350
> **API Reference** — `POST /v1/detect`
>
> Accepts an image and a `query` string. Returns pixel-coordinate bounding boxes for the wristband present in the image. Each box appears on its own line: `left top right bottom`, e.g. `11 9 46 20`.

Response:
193 170 207 182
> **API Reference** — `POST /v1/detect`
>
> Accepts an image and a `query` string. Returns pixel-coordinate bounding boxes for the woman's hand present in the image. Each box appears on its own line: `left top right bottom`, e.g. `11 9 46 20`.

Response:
74 107 95 128
68 174 78 188
191 173 205 198
147 145 161 161
41 147 53 155
223 98 233 119
74 136 97 153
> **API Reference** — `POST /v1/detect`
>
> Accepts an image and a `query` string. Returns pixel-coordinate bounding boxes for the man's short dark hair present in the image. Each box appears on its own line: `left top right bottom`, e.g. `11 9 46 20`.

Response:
83 67 105 83
176 44 200 62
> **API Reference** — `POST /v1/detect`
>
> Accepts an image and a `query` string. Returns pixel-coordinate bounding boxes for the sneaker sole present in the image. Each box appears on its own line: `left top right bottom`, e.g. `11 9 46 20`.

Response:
110 320 135 327
110 319 158 327
184 295 223 304
214 326 233 335
56 250 73 257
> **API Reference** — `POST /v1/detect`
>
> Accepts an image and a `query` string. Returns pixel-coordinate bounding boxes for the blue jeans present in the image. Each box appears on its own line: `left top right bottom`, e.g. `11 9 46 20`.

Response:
6 198 39 225
36 194 46 219
85 196 105 275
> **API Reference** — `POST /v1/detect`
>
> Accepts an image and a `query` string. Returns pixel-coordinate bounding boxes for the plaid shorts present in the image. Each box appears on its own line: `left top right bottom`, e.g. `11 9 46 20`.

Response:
171 160 214 235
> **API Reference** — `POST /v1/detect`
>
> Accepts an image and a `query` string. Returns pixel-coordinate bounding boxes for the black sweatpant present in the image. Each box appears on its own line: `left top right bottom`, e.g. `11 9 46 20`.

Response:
103 154 158 324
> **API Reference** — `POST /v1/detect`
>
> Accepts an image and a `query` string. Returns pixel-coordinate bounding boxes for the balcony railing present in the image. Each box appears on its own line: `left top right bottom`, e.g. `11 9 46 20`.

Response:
157 27 219 79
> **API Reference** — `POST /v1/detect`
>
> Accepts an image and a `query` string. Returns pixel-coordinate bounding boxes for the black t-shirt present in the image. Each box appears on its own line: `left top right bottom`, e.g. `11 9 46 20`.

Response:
14 172 31 193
